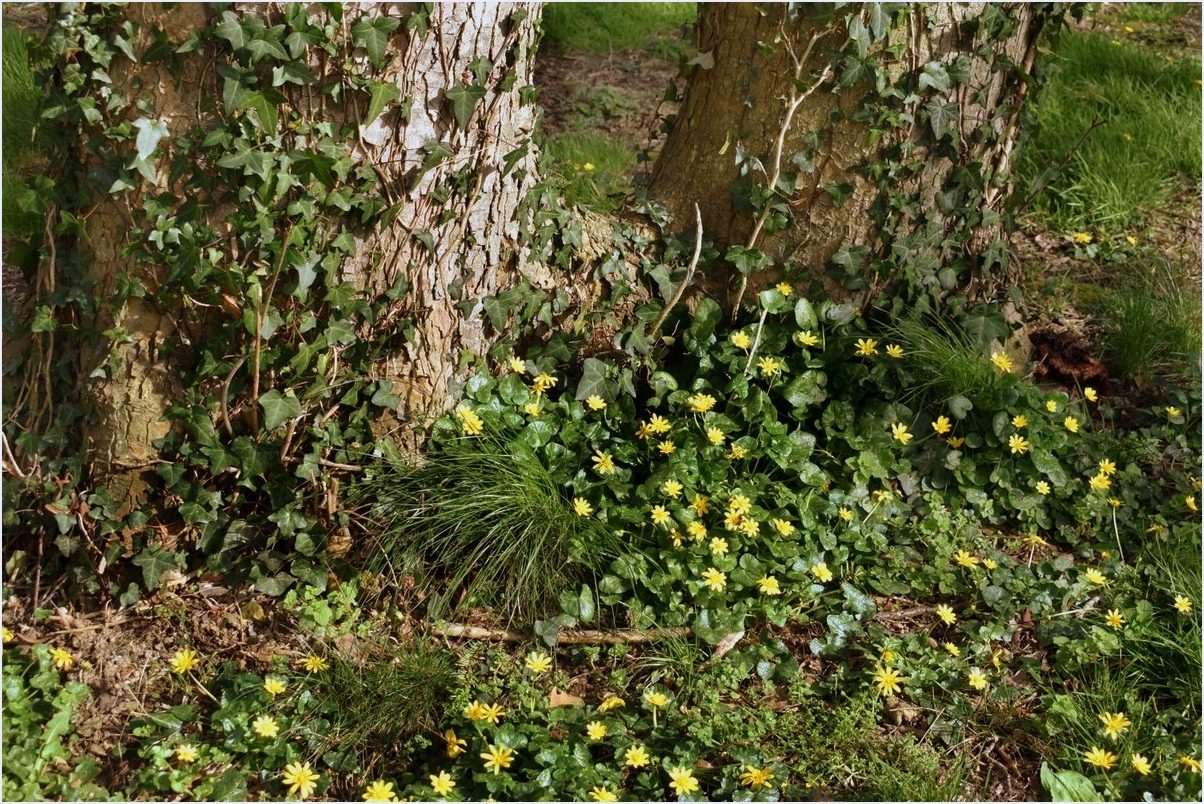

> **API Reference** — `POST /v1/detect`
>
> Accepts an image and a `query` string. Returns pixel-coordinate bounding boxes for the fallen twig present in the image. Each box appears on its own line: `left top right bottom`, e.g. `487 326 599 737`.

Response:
432 622 692 645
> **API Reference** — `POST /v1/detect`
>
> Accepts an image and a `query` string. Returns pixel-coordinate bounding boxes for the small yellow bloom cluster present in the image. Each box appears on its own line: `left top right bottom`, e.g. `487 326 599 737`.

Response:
456 406 484 435
463 699 504 724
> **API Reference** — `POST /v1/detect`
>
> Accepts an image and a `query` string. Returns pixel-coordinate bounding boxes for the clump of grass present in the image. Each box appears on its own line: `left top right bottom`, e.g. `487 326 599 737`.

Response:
3 27 46 237
892 315 1022 424
1018 29 1201 231
544 130 637 212
355 438 624 624
1086 260 1200 387
318 640 455 775
541 3 695 54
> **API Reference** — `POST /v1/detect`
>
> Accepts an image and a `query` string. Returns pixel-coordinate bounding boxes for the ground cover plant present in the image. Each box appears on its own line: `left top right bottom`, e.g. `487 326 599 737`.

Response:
2 3 1201 802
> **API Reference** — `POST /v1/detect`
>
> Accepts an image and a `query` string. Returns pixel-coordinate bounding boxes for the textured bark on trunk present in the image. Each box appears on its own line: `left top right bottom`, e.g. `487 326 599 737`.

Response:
74 2 547 495
650 3 1042 307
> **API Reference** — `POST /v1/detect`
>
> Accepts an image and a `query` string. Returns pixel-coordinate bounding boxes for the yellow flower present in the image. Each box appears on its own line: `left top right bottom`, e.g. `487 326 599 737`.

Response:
932 416 952 434
365 779 399 802
776 282 793 296
872 665 905 696
701 567 727 592
1 627 13 643
1174 594 1193 613
524 401 542 416
740 518 760 537
686 393 717 413
298 655 328 673
592 451 616 475
772 518 795 536
582 162 595 172
1025 534 1048 546
727 493 752 515
660 479 685 500
855 338 878 356
1107 497 1122 508
758 575 781 595
533 372 558 392
669 766 700 796
1073 232 1092 245
169 649 199 675
796 329 820 347
706 426 726 445
481 743 514 775
1084 747 1119 770
445 729 467 758
574 497 595 517
967 668 989 691
991 351 1013 373
983 558 998 570
264 677 287 696
1063 416 1079 433
757 356 783 377
1089 473 1111 491
1187 495 1198 512
525 651 553 674
1099 711 1132 740
726 444 748 460
1035 481 1051 495
586 395 607 411
1130 754 1152 776
1011 414 1028 428
597 695 625 713
624 744 651 768
935 604 957 625
1104 609 1125 629
891 423 913 444
645 690 669 708
651 505 671 526
881 649 897 665
690 495 711 516
740 765 776 789
1008 435 1029 454
731 331 752 349
709 536 729 556
659 439 677 455
1166 406 1182 418
1084 387 1098 402
1178 755 1202 773
1126 235 1138 246
686 521 707 541
1097 458 1116 476
50 648 74 670
648 413 671 434
811 562 834 583
174 743 199 764
252 714 279 738
947 436 965 448
1083 568 1107 586
464 700 503 724
282 762 320 800
457 407 484 435
428 772 454 798
1045 399 1059 412
585 720 608 741
953 549 978 568
944 642 961 657
886 343 904 358
839 508 854 522
588 786 619 802
508 356 527 374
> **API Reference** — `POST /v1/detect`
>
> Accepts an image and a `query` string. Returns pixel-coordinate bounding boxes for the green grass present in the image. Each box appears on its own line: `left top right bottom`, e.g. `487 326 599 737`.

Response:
1018 30 1201 231
1084 259 1200 387
1108 2 1193 24
2 27 45 237
541 3 695 54
355 437 625 624
544 130 638 212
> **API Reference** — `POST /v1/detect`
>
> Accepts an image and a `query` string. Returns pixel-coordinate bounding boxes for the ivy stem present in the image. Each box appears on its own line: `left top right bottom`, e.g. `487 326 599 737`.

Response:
250 220 298 434
743 306 771 377
649 203 704 343
731 28 839 319
1111 506 1124 564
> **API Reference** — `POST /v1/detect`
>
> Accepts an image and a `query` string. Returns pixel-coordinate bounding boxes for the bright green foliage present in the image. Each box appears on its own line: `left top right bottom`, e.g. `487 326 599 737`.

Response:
541 3 695 53
2 644 112 801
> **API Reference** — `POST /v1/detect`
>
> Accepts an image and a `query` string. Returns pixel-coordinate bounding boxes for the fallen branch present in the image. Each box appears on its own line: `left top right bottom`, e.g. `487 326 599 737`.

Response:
648 202 704 343
432 622 692 645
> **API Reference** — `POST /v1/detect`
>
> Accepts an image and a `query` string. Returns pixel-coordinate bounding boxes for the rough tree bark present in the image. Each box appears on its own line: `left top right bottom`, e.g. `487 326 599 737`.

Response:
69 2 549 501
650 3 1045 308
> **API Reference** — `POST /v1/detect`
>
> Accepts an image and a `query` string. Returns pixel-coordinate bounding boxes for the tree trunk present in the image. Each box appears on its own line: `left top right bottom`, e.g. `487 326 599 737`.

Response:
63 2 547 502
650 3 1047 313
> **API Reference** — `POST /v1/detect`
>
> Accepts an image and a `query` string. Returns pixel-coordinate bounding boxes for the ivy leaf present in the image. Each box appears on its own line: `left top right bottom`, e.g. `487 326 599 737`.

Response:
576 357 617 401
445 83 487 130
238 90 279 134
214 11 249 50
824 182 854 210
794 297 818 330
259 389 302 432
684 297 721 355
866 3 893 41
132 118 169 161
245 36 289 63
132 547 178 589
919 61 951 94
364 80 401 126
783 373 827 409
350 14 401 70
925 99 960 139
